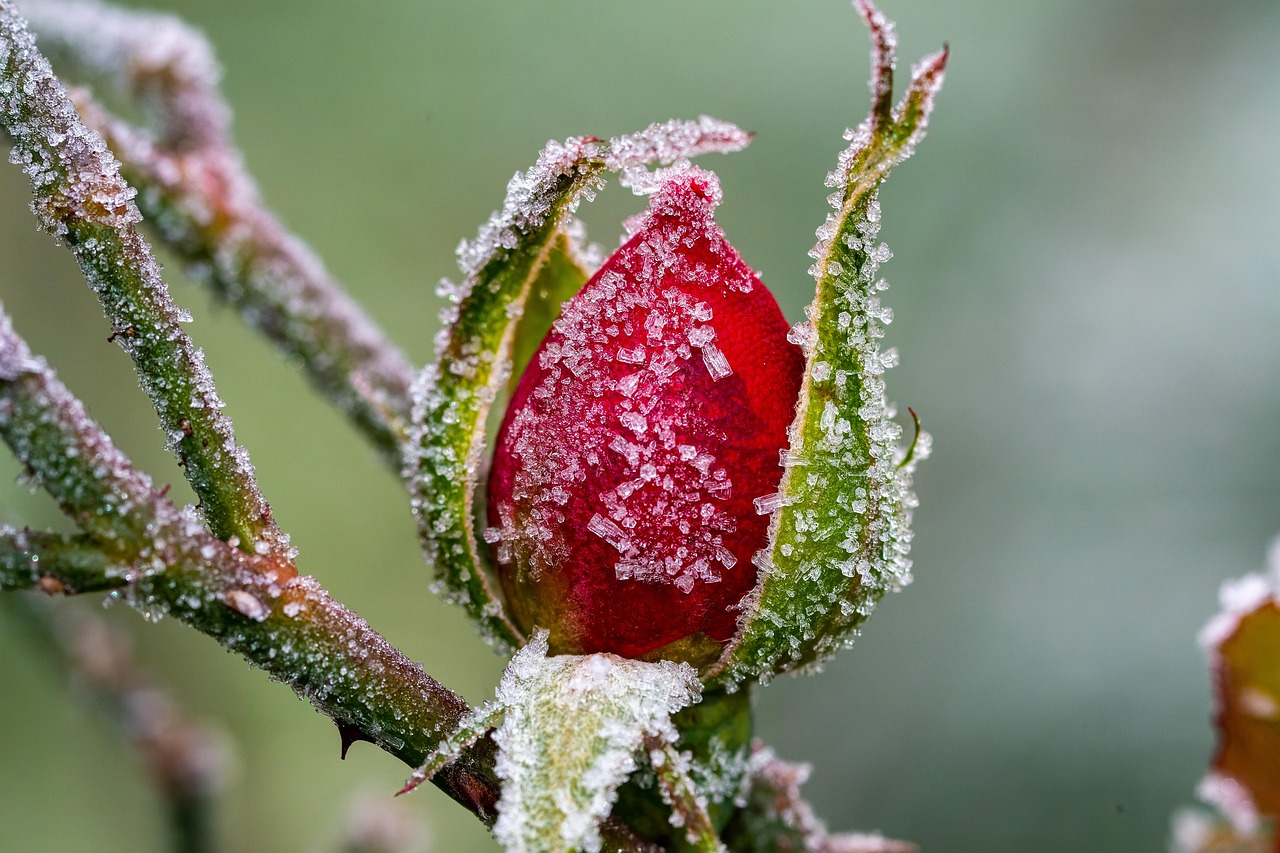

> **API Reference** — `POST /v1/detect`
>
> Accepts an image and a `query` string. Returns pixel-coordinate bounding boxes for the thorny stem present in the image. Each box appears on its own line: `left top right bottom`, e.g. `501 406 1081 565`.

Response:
22 0 417 465
4 595 223 853
0 308 503 826
0 1 286 560
0 529 130 594
0 309 668 852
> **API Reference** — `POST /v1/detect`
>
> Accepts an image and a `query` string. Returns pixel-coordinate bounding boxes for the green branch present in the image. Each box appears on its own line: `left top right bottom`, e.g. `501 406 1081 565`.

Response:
0 529 130 594
0 306 499 822
23 0 416 465
1 0 285 558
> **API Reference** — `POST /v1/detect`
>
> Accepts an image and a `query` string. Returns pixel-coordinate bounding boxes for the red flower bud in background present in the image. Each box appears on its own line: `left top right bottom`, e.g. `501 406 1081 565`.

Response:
487 167 804 659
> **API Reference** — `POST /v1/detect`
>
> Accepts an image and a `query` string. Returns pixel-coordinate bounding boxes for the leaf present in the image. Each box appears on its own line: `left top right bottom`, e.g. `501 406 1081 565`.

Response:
1201 567 1280 839
487 631 702 853
408 117 751 649
709 0 947 687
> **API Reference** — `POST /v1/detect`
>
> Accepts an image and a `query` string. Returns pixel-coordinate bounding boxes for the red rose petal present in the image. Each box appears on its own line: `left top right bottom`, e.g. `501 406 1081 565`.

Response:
488 167 804 658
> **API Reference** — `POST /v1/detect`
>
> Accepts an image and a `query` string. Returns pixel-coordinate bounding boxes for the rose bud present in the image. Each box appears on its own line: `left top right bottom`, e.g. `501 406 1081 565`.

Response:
486 166 804 660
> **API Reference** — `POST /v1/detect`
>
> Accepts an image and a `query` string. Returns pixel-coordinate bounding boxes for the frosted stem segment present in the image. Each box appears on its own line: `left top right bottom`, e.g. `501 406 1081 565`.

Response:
0 529 132 593
408 118 749 649
722 744 917 853
0 305 506 826
21 0 415 465
709 0 946 687
646 737 727 853
0 2 287 560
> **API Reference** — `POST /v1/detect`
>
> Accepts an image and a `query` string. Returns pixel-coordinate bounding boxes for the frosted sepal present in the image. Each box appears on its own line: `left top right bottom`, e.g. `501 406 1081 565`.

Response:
486 631 701 853
708 0 947 688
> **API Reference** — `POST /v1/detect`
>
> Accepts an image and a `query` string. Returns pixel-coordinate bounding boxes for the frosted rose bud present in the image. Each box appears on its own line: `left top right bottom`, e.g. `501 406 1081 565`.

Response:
487 167 804 659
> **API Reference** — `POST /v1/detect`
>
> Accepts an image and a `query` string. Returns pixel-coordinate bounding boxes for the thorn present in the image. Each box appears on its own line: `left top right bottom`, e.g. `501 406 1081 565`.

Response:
336 721 372 760
157 483 171 498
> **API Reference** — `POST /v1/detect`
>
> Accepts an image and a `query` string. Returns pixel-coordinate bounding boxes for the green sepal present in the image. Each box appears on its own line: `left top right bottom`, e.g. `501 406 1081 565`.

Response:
508 230 592 395
483 630 704 853
709 2 947 688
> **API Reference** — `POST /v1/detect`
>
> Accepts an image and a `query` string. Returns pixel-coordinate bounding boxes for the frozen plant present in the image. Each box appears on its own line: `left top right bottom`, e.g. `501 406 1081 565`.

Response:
0 1 946 850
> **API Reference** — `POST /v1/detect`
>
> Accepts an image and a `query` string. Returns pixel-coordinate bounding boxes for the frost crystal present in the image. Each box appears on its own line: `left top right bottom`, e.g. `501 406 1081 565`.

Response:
488 632 701 853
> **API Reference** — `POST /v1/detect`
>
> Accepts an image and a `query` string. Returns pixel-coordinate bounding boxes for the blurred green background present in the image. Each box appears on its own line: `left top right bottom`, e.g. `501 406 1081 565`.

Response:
3 0 1279 850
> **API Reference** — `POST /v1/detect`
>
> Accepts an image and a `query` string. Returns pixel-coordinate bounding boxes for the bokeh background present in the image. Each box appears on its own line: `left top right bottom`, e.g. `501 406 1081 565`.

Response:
3 0 1279 850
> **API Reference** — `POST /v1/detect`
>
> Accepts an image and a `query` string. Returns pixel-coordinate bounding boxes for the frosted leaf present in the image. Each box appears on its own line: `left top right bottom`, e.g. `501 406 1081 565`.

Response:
483 631 701 853
1197 543 1280 841
708 0 946 688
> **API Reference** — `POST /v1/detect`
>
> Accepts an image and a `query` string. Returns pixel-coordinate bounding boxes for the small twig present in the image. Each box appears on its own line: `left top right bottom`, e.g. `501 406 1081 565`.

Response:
0 528 130 594
645 736 726 853
22 0 417 465
4 594 224 853
721 743 916 853
0 0 287 559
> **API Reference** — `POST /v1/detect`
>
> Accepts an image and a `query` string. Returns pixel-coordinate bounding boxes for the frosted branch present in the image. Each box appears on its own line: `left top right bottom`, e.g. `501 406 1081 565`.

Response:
4 594 225 853
0 2 287 559
0 306 502 824
21 0 416 465
646 736 726 853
